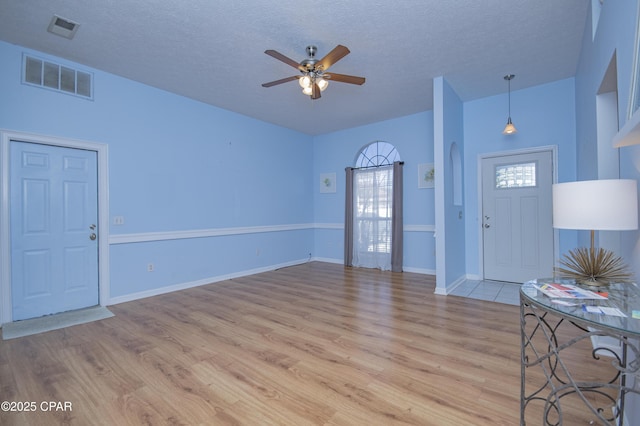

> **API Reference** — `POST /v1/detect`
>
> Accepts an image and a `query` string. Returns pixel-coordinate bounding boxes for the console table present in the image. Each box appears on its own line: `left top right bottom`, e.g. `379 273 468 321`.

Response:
520 279 640 425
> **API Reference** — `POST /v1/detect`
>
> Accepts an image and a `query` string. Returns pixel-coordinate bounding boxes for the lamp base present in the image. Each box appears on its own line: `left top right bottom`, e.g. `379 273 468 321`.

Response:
554 246 633 287
575 277 613 290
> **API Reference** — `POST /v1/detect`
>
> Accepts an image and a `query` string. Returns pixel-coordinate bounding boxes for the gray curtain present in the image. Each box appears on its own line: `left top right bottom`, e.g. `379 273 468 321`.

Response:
391 161 404 272
344 167 354 266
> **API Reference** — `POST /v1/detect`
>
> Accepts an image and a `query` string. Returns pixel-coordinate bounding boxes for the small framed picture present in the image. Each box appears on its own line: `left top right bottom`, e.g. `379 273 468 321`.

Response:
320 172 336 193
418 163 435 188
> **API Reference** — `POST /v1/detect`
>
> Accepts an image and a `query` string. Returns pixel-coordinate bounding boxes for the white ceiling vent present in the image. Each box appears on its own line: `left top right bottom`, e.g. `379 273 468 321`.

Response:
47 15 80 39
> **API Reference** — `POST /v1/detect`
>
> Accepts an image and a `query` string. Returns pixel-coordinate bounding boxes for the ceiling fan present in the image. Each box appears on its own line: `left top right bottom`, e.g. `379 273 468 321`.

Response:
262 45 365 100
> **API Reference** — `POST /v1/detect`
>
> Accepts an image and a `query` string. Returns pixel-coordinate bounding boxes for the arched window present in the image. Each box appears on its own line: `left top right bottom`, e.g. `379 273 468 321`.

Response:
347 141 403 271
355 141 401 168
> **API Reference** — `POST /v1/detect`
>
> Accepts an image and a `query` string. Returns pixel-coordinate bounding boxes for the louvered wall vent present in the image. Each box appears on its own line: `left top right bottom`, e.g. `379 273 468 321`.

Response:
22 54 93 100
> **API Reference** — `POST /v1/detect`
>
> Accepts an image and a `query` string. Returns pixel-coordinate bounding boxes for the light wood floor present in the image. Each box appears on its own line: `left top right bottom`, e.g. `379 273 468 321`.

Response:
0 262 610 425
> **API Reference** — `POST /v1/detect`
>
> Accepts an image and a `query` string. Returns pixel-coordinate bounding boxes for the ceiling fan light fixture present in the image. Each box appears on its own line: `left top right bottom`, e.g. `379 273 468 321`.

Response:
502 74 517 135
299 75 311 89
263 44 365 100
317 78 328 91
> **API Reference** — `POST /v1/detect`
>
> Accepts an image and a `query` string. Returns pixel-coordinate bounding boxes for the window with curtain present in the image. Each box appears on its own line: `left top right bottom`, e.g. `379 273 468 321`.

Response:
345 141 403 272
352 165 393 270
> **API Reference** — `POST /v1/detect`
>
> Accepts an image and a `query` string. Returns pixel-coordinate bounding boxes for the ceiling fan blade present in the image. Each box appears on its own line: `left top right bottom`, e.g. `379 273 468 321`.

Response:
262 76 299 87
326 73 366 85
311 83 321 100
264 49 303 70
317 45 350 71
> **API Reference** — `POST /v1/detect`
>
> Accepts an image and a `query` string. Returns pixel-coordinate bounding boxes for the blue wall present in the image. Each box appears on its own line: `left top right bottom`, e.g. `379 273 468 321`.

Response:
575 3 640 421
0 38 583 300
463 78 578 277
5 0 635 304
312 111 435 273
576 0 640 280
0 41 314 301
577 2 640 418
433 76 466 292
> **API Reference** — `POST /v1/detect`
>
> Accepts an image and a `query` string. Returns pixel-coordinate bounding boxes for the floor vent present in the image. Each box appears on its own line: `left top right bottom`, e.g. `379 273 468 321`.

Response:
22 54 93 100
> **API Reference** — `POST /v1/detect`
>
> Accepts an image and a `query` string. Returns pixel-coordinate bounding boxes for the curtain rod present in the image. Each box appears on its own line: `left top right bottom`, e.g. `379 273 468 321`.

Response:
348 161 404 170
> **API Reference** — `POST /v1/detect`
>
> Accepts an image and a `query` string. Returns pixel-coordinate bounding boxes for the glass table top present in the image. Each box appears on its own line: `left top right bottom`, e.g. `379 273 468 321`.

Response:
521 278 640 337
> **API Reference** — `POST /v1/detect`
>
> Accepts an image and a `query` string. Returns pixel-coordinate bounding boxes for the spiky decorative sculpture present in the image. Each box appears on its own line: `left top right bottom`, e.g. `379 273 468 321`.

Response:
555 246 633 287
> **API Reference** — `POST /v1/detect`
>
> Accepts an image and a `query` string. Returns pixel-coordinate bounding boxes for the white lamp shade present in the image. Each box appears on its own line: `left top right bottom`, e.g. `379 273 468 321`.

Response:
552 179 638 230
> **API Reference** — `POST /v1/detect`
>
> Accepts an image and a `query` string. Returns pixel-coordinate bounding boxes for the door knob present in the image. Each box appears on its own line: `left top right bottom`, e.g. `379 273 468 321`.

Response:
89 233 97 240
484 224 490 229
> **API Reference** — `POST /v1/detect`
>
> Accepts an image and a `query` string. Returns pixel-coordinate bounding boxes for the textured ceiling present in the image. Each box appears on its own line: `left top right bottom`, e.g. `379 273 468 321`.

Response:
0 0 589 135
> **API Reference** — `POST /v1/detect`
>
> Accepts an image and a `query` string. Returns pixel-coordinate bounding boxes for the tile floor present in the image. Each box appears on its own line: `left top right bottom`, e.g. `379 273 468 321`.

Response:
448 279 521 306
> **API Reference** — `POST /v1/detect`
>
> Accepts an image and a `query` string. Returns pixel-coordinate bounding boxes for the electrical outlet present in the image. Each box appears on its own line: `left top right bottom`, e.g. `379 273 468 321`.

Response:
113 216 125 225
147 263 154 272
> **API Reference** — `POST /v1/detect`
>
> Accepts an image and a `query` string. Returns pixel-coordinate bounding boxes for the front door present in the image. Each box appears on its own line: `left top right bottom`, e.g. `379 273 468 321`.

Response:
481 150 554 283
10 141 99 320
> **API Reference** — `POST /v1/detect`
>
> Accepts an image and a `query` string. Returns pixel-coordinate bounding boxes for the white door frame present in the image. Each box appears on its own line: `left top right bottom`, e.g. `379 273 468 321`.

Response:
476 145 559 281
0 130 110 325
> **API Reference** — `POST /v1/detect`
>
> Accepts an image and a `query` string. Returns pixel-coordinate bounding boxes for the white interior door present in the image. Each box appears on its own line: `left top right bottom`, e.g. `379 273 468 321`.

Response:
481 150 554 283
10 141 99 320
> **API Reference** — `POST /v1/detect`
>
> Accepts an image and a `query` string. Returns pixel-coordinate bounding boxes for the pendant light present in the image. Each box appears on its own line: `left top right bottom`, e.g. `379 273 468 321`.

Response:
502 74 517 135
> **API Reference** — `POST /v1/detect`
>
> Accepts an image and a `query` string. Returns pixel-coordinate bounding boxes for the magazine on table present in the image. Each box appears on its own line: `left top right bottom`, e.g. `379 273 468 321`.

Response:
533 282 608 299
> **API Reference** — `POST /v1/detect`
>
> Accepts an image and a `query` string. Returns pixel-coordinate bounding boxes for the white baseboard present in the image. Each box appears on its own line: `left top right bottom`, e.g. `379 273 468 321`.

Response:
107 258 309 305
403 266 436 275
108 258 439 306
313 257 436 275
434 274 468 295
312 256 343 264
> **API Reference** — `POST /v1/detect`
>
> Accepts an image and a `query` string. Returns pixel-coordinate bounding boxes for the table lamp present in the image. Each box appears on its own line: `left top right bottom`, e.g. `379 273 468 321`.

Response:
552 179 638 286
